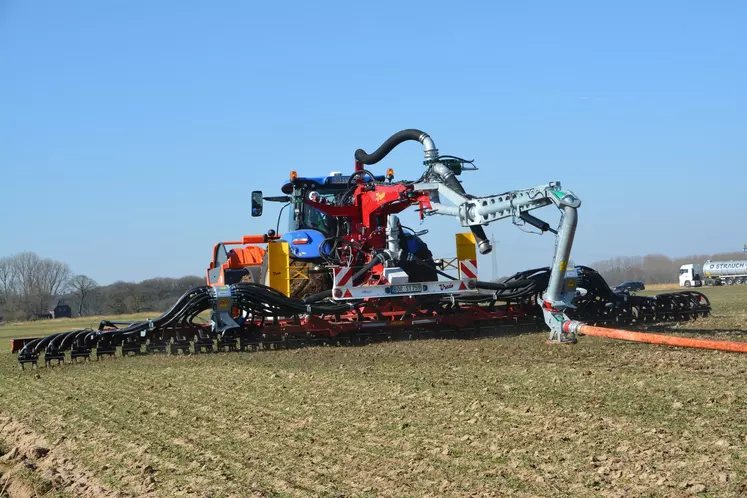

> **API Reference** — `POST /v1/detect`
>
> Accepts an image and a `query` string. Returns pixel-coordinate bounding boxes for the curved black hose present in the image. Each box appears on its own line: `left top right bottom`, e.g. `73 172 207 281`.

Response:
347 169 377 189
408 254 457 281
352 253 388 283
476 280 535 291
87 286 212 345
303 290 333 303
354 129 430 165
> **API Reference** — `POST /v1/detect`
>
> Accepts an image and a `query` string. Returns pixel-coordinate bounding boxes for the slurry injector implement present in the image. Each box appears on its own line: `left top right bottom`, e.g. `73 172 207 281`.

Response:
14 129 722 369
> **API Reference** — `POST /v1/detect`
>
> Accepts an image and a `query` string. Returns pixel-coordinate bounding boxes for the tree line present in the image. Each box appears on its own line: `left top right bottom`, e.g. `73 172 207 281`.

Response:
0 251 203 322
588 251 747 285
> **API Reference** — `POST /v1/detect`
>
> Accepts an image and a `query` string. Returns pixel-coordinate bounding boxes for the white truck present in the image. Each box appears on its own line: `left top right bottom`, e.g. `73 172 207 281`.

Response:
679 260 747 287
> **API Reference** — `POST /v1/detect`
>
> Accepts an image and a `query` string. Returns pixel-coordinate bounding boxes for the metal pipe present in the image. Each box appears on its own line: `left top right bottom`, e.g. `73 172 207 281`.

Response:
428 164 491 254
420 133 437 161
386 214 402 261
427 203 459 217
544 203 578 306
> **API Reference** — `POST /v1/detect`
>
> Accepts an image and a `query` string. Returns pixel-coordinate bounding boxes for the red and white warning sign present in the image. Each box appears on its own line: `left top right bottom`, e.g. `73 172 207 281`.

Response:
459 259 478 280
333 267 353 288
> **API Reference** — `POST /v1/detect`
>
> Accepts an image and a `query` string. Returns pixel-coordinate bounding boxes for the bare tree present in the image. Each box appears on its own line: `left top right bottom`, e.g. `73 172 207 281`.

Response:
13 251 41 308
0 256 17 309
34 258 71 314
1 251 204 318
68 274 98 316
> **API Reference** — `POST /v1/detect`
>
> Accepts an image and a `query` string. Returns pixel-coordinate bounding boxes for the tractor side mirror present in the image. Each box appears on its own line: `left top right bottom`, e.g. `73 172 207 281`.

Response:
251 191 263 217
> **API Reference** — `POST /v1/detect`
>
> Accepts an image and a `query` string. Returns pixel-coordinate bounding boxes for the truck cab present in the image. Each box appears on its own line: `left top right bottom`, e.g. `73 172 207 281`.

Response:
679 264 703 288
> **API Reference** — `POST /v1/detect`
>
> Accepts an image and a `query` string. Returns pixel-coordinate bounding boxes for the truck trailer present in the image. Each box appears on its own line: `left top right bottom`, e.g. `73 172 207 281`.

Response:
679 260 747 287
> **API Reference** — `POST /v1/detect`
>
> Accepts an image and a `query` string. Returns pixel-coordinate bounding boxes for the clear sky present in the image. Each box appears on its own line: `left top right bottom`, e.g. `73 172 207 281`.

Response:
1 0 745 285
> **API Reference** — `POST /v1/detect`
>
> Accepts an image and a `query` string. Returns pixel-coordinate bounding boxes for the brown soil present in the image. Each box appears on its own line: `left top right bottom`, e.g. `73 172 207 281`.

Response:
0 415 124 498
0 285 745 497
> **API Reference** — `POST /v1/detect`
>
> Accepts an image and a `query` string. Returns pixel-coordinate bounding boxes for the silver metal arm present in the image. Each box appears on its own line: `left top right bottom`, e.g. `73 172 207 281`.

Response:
414 181 578 227
413 179 582 343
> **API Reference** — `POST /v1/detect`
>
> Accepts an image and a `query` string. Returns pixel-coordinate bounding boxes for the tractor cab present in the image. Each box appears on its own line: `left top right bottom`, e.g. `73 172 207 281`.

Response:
249 167 438 297
252 171 387 260
280 171 385 235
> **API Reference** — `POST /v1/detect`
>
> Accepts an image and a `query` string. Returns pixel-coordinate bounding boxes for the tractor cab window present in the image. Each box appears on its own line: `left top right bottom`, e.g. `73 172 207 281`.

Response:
294 190 337 234
303 205 329 232
679 268 689 275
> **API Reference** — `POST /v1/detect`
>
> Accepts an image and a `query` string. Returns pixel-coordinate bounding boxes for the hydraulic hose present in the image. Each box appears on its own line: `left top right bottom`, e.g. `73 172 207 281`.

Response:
476 279 536 291
347 169 377 188
303 290 333 303
354 129 437 165
406 253 457 281
564 322 747 354
352 253 389 283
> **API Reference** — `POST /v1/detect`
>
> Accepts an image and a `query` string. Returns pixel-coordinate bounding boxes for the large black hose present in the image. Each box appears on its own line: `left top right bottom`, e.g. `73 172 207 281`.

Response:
354 129 433 165
303 290 333 303
476 279 536 291
355 129 490 254
352 253 388 283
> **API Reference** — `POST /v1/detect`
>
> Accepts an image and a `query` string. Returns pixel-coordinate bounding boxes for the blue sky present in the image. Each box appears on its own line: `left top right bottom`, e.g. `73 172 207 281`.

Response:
1 0 745 285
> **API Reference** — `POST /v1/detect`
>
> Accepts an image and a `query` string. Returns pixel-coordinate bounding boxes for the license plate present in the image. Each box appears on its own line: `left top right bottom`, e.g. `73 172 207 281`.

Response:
390 283 423 294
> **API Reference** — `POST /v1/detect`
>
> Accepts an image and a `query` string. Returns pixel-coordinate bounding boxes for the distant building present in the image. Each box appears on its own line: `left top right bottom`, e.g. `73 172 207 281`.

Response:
53 300 72 319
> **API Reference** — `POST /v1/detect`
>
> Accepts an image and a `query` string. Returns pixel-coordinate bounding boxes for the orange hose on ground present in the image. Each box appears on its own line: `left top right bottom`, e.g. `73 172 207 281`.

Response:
572 323 747 353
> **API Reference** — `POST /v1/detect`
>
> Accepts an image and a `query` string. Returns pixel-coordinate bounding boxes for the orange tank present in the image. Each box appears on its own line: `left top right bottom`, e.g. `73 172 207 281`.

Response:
225 245 266 268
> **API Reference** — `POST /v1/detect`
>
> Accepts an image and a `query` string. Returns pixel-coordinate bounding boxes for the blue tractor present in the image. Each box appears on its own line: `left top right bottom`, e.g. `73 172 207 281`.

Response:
251 170 438 298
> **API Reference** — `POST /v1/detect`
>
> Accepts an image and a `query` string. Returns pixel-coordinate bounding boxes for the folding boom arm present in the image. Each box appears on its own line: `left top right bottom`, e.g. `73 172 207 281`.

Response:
415 180 582 343
350 128 582 343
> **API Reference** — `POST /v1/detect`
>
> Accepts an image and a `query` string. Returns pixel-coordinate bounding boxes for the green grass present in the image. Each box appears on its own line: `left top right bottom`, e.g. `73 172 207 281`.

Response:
0 286 745 497
0 312 161 341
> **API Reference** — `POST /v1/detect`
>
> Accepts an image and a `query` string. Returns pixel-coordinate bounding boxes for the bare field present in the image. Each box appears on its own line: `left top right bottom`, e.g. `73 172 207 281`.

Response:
0 286 746 497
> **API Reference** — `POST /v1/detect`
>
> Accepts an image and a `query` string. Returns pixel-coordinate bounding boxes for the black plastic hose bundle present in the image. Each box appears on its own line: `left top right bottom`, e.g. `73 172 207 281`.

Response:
231 282 352 316
88 286 212 345
15 265 713 368
17 285 213 360
568 266 711 325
